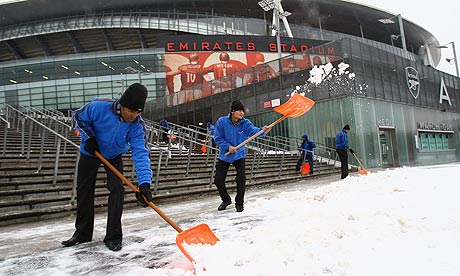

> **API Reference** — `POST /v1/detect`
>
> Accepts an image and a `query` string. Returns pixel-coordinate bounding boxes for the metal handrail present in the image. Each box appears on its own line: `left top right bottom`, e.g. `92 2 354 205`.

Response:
0 115 10 156
5 104 80 192
27 106 71 130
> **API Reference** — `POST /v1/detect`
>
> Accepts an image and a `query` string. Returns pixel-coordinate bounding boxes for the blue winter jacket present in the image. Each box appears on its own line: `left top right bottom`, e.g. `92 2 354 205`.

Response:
335 129 349 149
214 114 265 163
160 120 170 131
208 124 215 136
299 139 316 157
74 98 152 185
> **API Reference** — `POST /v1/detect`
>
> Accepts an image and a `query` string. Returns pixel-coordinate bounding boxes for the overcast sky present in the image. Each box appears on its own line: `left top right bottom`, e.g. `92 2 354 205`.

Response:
351 0 460 76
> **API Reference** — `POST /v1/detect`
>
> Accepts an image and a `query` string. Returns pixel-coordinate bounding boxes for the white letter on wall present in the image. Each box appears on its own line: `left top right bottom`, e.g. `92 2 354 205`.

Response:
439 77 452 105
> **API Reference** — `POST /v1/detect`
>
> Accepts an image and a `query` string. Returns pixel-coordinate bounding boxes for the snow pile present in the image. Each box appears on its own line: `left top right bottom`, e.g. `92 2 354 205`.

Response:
1 164 460 276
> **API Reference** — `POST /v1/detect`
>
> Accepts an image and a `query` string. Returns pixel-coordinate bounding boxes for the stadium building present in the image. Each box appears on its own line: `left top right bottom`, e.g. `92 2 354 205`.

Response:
0 0 459 168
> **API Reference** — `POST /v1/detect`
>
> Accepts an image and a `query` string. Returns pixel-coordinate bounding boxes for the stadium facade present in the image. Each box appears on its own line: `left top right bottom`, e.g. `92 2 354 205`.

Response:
0 0 459 168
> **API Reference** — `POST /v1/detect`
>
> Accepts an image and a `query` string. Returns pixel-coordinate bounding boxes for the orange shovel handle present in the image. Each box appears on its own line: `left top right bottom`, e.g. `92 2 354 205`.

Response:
224 114 288 156
94 151 183 233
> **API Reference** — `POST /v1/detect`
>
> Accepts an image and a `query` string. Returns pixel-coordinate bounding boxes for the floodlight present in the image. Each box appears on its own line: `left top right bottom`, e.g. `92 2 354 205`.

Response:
436 42 459 77
258 0 275 11
378 14 407 52
378 18 395 24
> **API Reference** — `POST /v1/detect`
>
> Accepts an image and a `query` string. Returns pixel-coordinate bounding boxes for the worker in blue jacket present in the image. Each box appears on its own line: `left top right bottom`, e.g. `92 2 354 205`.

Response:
295 134 316 174
213 100 272 212
159 118 170 142
336 124 355 179
62 83 153 252
206 121 216 153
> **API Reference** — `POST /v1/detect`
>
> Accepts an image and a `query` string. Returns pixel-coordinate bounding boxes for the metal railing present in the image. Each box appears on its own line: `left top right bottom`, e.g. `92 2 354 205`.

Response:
0 114 11 156
1 104 341 212
4 104 80 194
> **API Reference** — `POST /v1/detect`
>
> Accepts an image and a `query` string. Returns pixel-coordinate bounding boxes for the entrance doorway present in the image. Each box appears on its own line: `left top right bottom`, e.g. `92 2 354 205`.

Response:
378 126 400 168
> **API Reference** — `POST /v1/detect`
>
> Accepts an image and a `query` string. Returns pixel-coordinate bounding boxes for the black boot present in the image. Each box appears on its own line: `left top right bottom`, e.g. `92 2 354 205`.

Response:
235 204 244 212
217 201 232 211
61 235 91 247
104 240 122 251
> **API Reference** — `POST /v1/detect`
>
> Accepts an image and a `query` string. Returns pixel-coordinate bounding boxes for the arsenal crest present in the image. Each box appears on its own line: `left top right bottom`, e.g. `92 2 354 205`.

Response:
405 67 420 99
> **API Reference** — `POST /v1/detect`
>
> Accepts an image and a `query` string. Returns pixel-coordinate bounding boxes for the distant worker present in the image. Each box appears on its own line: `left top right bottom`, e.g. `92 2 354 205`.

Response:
206 121 216 153
335 124 354 179
295 134 316 175
159 118 170 142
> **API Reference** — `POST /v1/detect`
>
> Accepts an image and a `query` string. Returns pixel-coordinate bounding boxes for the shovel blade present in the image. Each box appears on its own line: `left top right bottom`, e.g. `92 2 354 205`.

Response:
358 169 370 175
273 94 315 118
176 224 220 263
301 163 311 175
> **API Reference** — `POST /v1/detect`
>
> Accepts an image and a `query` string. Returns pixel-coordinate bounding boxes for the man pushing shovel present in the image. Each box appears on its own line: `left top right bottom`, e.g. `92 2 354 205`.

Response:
213 100 272 212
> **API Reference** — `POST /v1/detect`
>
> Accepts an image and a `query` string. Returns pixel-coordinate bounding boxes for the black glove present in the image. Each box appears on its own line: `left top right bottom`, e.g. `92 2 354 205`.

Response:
349 148 355 154
135 183 153 207
84 137 99 154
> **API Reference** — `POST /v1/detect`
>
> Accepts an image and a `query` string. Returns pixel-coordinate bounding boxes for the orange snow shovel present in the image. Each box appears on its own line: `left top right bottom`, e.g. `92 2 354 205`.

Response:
301 163 311 175
351 151 370 175
94 151 219 264
201 142 207 154
225 94 315 155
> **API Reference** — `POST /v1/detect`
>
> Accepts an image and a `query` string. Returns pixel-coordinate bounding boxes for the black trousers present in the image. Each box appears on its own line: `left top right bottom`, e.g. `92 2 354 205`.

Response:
336 149 349 179
74 153 124 242
214 158 246 205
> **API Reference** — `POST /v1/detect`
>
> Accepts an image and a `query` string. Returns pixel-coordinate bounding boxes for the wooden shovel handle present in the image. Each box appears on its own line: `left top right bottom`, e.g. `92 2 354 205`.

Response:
351 151 366 170
224 115 288 156
94 151 183 233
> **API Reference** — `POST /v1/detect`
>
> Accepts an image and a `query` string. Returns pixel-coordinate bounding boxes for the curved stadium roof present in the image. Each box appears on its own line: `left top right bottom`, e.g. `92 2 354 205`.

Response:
0 0 441 64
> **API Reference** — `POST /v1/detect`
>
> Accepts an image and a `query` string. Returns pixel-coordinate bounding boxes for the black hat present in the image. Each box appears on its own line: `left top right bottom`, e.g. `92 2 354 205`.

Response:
119 83 148 112
343 124 350 130
302 134 308 139
231 100 245 112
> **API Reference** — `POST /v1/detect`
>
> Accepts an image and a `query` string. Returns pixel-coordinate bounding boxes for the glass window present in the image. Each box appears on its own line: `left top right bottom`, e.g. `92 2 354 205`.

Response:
420 133 429 151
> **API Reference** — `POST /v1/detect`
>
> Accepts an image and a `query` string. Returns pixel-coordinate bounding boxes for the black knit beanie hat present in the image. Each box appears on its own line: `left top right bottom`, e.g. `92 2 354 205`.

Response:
343 124 350 130
231 100 245 112
120 83 148 112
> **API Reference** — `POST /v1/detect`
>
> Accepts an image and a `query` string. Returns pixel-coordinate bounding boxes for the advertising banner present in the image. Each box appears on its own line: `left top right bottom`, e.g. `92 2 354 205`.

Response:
159 35 341 105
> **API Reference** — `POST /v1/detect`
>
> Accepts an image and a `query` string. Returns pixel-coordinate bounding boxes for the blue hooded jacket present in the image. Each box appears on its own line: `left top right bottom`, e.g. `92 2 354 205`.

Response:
208 124 215 136
335 129 349 149
214 114 265 163
159 119 170 131
74 98 152 185
299 139 316 157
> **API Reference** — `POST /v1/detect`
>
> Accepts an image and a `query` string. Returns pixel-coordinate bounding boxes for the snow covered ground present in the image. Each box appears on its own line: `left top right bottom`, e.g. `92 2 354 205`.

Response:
1 163 460 276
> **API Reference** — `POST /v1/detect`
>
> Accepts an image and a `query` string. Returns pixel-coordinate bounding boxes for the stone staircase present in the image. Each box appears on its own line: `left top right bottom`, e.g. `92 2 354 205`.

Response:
0 122 342 226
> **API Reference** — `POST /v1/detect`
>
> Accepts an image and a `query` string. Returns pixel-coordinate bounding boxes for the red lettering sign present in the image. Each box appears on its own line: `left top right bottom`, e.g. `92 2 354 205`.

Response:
179 42 188 51
213 42 222 51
